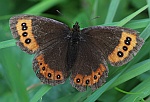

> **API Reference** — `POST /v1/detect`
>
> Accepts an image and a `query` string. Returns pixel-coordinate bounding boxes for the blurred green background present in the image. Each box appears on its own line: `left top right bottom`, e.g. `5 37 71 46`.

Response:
0 0 150 102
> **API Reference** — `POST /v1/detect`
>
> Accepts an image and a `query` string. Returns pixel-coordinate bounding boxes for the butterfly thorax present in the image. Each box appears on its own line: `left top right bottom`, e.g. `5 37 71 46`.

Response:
66 22 81 71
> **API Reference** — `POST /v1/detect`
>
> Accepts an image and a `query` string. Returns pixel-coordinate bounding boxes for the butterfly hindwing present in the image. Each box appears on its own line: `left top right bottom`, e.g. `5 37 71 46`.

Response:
70 40 108 91
33 38 69 85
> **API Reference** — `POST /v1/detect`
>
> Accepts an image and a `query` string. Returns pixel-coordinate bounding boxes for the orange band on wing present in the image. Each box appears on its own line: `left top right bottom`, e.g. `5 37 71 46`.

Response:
73 64 107 86
16 19 39 52
36 54 64 81
108 32 137 63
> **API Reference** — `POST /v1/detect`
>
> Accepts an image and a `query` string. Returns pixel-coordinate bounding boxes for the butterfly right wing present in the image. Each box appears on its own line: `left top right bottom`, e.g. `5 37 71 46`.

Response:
70 26 143 91
81 26 144 66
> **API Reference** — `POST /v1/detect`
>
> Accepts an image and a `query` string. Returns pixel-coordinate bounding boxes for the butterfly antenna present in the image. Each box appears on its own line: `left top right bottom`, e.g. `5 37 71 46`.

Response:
91 16 100 20
56 10 63 16
56 10 74 25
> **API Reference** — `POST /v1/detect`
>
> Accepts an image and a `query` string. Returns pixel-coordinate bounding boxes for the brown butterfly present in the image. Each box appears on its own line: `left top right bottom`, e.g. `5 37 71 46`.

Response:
9 15 144 91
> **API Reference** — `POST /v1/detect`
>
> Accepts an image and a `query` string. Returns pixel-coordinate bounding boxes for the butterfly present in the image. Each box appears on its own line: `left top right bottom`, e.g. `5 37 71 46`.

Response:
9 15 144 91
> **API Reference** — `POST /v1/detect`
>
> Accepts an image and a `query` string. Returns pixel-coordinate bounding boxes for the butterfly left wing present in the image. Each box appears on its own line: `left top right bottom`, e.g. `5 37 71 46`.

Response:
10 15 70 85
33 38 69 85
9 15 70 54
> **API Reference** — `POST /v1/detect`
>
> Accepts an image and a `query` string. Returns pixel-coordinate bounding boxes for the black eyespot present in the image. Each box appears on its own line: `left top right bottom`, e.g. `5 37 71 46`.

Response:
42 67 45 71
76 78 80 83
94 75 97 79
22 32 28 37
123 46 128 51
124 40 130 45
86 79 89 84
40 63 42 65
126 37 132 41
21 23 26 26
57 74 61 79
48 73 51 77
25 38 31 44
117 51 124 57
98 72 100 75
22 26 28 30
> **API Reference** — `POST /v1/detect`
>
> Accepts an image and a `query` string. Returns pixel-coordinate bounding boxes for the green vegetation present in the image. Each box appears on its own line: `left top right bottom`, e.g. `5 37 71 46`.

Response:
0 0 150 102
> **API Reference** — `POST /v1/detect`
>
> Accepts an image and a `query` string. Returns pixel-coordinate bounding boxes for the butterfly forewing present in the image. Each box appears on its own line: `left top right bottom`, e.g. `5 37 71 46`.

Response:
81 26 144 66
9 15 70 54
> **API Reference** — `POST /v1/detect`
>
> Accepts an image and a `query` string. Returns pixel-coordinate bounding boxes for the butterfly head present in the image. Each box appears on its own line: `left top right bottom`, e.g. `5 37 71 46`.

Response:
73 22 80 31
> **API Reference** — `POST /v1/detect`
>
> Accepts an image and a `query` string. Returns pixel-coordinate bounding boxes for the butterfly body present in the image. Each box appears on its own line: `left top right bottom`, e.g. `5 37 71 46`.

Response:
66 22 81 70
9 15 144 91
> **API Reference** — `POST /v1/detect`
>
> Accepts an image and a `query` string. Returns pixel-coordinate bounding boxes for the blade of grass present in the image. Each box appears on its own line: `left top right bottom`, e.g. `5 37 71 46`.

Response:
30 85 51 102
55 89 91 102
84 72 123 102
147 0 150 16
104 19 150 29
23 0 65 14
55 93 77 102
140 22 150 40
72 88 92 102
0 39 16 49
115 87 141 95
124 19 150 29
119 77 150 102
1 49 29 102
109 59 150 90
91 0 98 25
117 5 148 26
105 0 120 23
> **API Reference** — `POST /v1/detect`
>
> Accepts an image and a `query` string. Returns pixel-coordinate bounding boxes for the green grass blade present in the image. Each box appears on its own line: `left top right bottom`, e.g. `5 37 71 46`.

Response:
124 19 150 29
147 0 150 16
1 49 29 102
117 5 148 26
71 88 92 102
55 89 92 102
119 77 150 102
91 0 99 25
23 0 64 14
84 73 122 102
104 19 150 29
30 85 51 102
109 59 150 90
140 22 150 40
0 39 16 49
105 0 120 23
